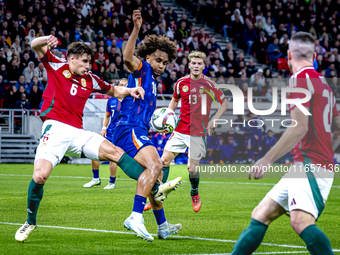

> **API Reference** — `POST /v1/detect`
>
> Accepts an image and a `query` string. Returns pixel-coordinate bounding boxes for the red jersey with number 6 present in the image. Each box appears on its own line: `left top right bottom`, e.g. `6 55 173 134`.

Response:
39 49 111 129
173 74 226 136
288 66 339 170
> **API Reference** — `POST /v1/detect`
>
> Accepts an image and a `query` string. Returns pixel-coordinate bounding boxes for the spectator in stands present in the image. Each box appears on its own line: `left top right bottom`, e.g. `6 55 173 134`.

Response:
325 63 338 78
254 31 267 64
7 59 20 83
163 71 177 94
29 84 43 109
105 63 120 83
329 76 339 97
242 21 257 56
264 18 277 37
34 63 48 86
83 24 96 43
267 38 282 65
29 76 45 93
246 59 257 77
14 75 30 95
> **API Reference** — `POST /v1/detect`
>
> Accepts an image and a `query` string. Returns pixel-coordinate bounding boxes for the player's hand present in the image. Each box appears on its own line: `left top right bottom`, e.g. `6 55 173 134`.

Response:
132 10 142 29
248 157 271 180
130 87 145 100
47 35 58 48
100 129 107 137
207 119 216 136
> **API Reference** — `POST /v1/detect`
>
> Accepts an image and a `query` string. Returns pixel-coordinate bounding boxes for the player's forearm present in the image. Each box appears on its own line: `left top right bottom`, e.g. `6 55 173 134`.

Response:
264 125 307 163
123 28 139 63
102 114 110 128
108 86 130 99
169 98 179 111
31 36 49 50
212 100 228 122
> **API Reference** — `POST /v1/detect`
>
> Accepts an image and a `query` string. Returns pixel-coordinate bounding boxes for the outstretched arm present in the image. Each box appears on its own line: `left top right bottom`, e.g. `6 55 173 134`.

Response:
106 85 145 100
123 10 142 72
249 106 309 179
31 35 59 58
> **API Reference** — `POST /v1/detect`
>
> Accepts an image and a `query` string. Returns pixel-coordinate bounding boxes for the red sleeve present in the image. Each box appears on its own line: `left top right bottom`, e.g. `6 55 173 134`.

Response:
89 72 111 94
39 48 67 70
287 74 310 112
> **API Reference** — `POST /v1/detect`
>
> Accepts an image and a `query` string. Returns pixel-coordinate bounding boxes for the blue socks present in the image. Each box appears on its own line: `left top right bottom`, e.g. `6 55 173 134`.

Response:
110 176 116 184
92 169 99 179
132 195 147 214
153 208 166 225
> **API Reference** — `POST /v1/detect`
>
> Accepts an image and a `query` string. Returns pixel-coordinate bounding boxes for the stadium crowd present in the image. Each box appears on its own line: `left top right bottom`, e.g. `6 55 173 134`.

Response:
0 0 339 110
0 0 339 155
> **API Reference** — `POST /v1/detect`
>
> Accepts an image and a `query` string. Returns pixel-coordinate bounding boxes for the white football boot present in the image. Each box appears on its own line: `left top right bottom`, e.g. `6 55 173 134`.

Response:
103 183 116 189
157 222 182 239
154 177 182 202
124 214 154 242
83 178 101 188
15 221 37 242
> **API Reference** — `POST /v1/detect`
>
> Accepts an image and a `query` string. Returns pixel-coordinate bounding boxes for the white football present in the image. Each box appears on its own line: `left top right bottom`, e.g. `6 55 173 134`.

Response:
150 108 178 134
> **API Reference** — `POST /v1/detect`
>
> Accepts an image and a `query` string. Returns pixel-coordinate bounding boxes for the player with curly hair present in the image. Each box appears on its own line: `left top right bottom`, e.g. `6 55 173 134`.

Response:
111 10 182 241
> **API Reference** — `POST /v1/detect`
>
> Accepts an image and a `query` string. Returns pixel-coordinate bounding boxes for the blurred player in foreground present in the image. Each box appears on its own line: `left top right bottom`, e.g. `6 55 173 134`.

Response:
15 36 144 242
231 31 339 255
84 78 128 189
159 51 228 212
112 10 182 241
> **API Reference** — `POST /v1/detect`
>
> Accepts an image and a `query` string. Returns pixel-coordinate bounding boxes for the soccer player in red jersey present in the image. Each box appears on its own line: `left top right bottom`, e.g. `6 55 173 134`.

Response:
231 32 339 254
161 51 228 212
14 35 145 242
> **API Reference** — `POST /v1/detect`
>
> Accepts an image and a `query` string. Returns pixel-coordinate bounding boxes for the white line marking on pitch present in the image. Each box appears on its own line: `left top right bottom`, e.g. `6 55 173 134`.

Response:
2 174 340 188
1 223 340 253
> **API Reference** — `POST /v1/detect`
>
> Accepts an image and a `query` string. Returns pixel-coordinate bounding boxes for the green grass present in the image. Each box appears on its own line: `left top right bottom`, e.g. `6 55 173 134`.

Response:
1 164 340 254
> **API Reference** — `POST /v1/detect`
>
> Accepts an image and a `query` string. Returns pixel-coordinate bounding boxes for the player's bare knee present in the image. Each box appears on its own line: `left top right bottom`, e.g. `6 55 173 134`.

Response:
247 145 251 149
148 161 163 177
33 170 48 184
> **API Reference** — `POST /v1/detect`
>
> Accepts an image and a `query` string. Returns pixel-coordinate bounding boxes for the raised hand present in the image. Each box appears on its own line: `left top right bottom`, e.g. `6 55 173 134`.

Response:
132 10 142 29
47 35 59 48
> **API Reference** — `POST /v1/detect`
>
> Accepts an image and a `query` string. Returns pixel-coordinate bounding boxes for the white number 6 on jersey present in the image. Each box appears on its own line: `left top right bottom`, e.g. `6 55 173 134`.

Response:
70 83 78 96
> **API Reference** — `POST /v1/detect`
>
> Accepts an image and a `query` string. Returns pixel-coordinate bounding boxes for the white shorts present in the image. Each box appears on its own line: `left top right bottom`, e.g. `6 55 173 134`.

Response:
164 131 206 160
35 120 106 168
266 162 334 219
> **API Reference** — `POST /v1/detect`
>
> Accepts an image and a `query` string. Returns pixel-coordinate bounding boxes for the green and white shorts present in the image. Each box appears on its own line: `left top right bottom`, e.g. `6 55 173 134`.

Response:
164 131 206 160
35 120 106 168
266 161 334 219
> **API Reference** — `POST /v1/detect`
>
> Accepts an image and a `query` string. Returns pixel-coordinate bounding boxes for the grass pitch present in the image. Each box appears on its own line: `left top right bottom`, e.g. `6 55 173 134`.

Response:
1 164 340 254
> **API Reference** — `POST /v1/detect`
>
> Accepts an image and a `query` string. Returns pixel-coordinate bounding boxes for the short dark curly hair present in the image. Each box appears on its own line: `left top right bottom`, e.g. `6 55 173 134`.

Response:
135 35 177 62
67 42 93 59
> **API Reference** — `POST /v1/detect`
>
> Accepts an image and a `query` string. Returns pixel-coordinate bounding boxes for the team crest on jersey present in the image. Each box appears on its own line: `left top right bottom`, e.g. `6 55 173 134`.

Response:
199 86 204 94
63 70 71 78
81 78 87 87
182 85 189 93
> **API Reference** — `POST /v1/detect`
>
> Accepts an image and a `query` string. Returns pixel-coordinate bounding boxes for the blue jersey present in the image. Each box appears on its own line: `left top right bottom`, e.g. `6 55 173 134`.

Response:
263 134 277 148
245 117 266 137
106 97 122 135
116 60 157 131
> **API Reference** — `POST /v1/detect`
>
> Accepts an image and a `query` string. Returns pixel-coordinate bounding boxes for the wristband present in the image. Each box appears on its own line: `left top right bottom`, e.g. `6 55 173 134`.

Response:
102 126 107 130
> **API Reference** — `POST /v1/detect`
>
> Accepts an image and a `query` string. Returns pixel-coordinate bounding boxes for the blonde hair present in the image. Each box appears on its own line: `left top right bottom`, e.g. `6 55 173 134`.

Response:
188 51 206 63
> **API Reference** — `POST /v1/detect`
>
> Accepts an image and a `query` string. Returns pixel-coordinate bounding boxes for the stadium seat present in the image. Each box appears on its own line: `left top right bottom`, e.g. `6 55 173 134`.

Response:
0 99 4 108
277 58 291 76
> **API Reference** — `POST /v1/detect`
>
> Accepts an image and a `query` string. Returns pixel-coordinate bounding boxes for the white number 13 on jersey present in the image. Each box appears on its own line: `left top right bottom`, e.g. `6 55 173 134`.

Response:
70 84 78 96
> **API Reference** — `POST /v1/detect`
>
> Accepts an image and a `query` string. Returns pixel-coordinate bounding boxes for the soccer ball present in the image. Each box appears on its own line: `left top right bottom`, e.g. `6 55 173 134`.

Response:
150 108 177 134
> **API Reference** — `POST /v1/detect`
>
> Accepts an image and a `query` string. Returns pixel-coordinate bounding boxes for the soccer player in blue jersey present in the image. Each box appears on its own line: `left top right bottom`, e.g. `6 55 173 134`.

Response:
112 10 182 241
83 79 128 189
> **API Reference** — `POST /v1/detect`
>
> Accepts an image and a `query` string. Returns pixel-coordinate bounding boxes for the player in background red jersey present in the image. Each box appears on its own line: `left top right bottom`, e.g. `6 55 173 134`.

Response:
231 32 340 255
157 51 228 212
15 35 145 242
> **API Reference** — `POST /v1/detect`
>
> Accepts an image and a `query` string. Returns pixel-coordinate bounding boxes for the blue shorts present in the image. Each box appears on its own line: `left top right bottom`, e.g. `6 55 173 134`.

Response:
112 126 154 158
247 135 262 148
